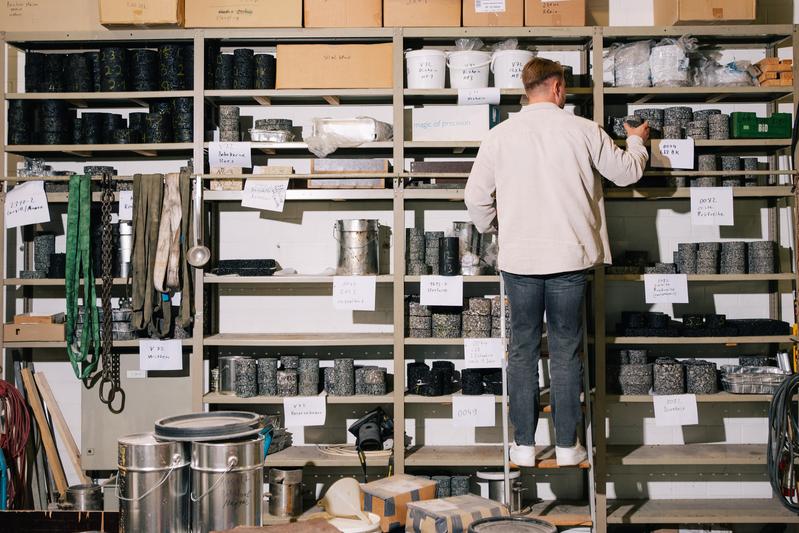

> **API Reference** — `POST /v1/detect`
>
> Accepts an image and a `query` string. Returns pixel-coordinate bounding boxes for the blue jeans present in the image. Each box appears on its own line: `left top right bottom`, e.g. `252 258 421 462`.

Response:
502 270 586 447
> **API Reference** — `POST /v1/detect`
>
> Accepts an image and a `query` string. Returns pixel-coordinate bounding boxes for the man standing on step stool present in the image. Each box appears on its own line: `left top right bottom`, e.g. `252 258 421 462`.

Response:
465 58 650 466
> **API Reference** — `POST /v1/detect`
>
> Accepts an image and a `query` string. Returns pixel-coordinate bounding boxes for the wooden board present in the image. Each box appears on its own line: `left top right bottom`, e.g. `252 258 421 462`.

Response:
34 372 91 484
525 501 593 527
21 368 69 496
607 498 799 524
606 444 765 465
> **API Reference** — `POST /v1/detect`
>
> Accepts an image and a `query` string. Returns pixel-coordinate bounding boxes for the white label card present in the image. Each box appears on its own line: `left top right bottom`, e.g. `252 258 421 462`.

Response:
126 370 147 379
5 180 50 229
333 276 376 311
208 142 252 169
651 139 695 170
241 179 289 212
139 339 183 371
653 394 699 427
118 190 134 221
475 0 506 13
452 395 496 427
464 338 505 369
283 396 327 427
419 275 463 306
458 88 501 106
644 274 689 304
690 187 734 226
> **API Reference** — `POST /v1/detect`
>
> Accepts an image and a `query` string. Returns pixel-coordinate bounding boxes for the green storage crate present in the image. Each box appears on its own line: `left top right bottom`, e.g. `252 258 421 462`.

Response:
730 112 792 139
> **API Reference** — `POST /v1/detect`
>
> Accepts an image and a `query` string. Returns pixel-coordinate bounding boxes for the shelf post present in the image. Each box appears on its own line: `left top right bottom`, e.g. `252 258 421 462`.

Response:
191 30 206 411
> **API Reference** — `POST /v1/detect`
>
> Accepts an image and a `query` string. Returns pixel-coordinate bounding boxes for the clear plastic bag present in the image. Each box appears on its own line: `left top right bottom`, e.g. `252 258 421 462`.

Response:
603 46 618 86
650 36 697 87
693 51 754 87
304 117 393 158
455 38 485 51
490 38 520 52
613 40 653 87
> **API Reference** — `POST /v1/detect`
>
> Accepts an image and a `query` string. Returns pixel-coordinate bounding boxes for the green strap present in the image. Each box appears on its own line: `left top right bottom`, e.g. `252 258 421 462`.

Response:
65 175 100 380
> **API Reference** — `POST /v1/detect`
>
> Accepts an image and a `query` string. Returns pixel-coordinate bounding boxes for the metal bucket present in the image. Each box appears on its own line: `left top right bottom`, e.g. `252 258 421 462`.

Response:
117 433 190 533
475 470 523 512
266 467 303 518
218 356 251 396
335 219 379 275
468 516 557 533
191 435 264 533
453 222 481 257
65 484 103 511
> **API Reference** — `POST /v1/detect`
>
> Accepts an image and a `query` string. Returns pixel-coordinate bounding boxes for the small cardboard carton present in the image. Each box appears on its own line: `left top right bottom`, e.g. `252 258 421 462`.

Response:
304 0 382 27
276 44 393 89
100 0 184 26
406 494 511 533
5 323 65 342
656 0 757 25
525 0 586 26
184 0 302 28
463 0 524 26
361 474 438 532
383 0 461 27
1 0 105 32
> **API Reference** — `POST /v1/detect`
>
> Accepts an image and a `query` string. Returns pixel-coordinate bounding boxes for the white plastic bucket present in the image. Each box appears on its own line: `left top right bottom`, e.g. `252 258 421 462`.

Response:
491 49 534 89
405 49 446 89
447 50 491 89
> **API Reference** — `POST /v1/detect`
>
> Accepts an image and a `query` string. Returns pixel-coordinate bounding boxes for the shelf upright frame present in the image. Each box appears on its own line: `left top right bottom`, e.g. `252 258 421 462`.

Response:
191 30 205 411
0 32 6 377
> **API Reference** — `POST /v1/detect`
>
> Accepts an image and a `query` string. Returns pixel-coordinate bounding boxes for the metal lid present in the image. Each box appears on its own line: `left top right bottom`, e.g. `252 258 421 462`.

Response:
476 470 521 481
118 432 189 471
468 517 557 533
154 411 265 442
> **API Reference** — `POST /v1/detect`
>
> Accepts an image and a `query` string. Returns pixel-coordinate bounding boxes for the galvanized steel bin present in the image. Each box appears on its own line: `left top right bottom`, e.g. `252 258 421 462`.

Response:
335 219 379 275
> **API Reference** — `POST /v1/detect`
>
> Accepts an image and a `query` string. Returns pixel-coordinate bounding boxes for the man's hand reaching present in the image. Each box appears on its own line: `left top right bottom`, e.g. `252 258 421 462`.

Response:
624 120 650 143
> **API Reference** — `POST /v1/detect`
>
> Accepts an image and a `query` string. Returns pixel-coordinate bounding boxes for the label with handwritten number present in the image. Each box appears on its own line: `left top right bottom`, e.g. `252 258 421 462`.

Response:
419 275 463 306
464 338 505 369
333 276 376 311
241 179 289 212
458 88 501 106
139 339 182 371
690 187 734 226
452 394 496 427
651 139 695 170
644 274 689 304
118 190 134 221
653 394 698 426
5 180 50 229
284 396 326 427
208 142 252 169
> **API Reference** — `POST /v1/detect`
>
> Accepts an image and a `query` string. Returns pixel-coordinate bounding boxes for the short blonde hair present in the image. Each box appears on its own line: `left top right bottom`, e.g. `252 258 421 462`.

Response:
522 58 564 92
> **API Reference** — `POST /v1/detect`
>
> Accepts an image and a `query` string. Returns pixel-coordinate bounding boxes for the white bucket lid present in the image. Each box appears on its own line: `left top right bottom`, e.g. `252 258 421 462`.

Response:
476 470 521 481
405 48 446 58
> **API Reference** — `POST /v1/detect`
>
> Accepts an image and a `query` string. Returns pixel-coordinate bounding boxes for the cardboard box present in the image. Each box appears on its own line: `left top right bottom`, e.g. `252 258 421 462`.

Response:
525 0 586 26
361 474 437 532
305 0 382 27
406 494 511 533
1 0 106 32
611 0 758 26
276 44 393 89
463 0 524 26
184 0 301 28
408 105 501 142
100 0 184 26
5 323 65 342
383 0 461 27
13 313 64 325
309 159 389 189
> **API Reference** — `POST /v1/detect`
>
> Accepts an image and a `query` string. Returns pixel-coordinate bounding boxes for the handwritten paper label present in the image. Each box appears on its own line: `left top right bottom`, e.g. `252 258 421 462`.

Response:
139 339 182 371
126 370 147 379
208 142 252 169
333 276 376 311
172 292 182 306
653 394 698 426
241 179 289 212
458 88 501 106
118 190 134 221
651 139 695 169
644 274 689 304
690 187 734 226
5 181 50 229
453 395 496 427
475 0 506 12
464 338 505 369
420 275 463 306
284 396 326 427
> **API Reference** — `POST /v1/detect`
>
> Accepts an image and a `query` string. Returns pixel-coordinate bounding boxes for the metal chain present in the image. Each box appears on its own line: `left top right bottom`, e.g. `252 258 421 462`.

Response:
99 174 124 413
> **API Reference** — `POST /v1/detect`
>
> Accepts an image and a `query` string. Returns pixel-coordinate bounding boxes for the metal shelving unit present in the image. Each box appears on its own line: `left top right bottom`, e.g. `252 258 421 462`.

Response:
2 24 797 532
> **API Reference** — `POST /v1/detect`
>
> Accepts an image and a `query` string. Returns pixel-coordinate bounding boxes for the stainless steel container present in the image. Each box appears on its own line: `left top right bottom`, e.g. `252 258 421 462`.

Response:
266 467 302 518
475 470 523 512
118 221 133 278
335 219 379 275
118 433 190 533
218 356 251 396
453 222 481 257
191 436 264 533
65 484 104 511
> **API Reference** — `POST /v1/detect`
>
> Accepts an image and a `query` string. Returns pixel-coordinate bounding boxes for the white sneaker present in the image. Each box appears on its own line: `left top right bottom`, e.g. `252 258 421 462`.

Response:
555 441 588 466
509 443 536 467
